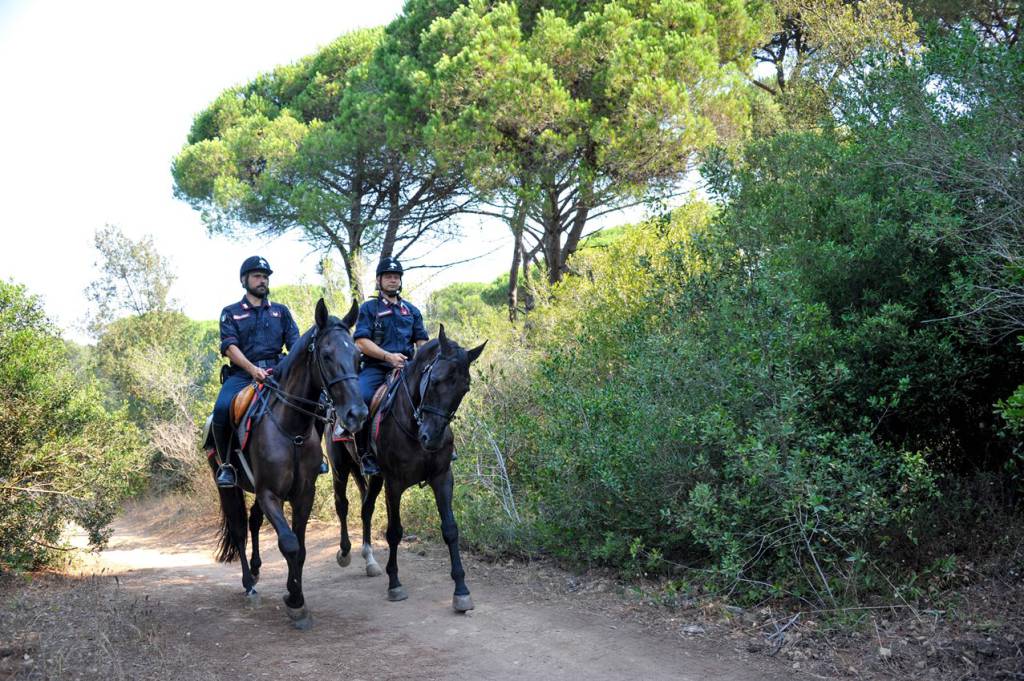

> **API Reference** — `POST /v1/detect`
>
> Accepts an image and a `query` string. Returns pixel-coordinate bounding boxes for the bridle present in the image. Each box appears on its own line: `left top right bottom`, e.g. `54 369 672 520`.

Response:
264 324 359 432
396 352 463 438
309 323 360 413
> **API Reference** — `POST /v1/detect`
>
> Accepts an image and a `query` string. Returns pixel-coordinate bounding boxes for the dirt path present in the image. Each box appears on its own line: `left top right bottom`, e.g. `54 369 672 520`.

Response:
67 511 789 681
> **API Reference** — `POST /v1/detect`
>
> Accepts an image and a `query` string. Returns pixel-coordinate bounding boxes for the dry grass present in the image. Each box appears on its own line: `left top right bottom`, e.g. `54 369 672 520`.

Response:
0 572 215 681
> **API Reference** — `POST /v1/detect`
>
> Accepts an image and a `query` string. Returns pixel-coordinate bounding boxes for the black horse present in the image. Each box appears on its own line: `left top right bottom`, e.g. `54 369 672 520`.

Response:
211 299 366 629
328 325 485 611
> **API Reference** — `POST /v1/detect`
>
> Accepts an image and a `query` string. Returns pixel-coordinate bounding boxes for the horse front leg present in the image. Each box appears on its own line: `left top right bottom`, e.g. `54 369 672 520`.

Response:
383 481 407 601
248 498 263 586
361 474 384 577
285 481 315 630
256 488 308 628
430 468 473 612
330 440 353 568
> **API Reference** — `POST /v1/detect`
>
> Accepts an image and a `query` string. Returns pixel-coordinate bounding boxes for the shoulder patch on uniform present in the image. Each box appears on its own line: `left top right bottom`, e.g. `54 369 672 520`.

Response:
221 313 228 323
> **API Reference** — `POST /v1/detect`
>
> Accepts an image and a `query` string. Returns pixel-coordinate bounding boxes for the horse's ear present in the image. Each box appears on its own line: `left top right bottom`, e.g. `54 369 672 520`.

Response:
315 298 328 329
438 324 451 354
467 340 487 364
341 299 359 330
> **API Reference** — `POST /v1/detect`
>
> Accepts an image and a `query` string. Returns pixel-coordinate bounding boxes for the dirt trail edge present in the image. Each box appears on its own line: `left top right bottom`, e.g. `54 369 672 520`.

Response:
74 511 789 681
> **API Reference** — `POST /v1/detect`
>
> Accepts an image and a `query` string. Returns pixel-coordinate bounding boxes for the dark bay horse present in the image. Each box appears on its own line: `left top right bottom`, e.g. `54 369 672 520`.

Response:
212 298 366 630
328 325 485 611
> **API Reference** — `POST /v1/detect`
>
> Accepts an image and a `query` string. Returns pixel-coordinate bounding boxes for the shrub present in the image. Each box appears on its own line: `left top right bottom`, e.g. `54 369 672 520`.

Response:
0 282 146 569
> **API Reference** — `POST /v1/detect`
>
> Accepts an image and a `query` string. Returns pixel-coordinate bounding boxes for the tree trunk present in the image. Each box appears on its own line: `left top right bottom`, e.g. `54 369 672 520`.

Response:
339 234 366 301
559 179 592 276
542 185 562 285
381 164 402 259
507 200 527 322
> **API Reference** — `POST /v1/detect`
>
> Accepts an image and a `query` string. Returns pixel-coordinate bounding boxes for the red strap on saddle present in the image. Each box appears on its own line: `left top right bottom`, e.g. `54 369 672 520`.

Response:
372 409 385 446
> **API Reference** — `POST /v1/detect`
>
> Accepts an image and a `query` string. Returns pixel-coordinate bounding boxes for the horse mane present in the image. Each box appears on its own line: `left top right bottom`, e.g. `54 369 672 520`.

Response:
274 315 350 381
274 326 313 381
407 336 469 379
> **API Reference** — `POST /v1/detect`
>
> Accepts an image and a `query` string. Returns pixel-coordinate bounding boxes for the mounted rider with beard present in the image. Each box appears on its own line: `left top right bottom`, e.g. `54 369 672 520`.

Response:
210 256 301 488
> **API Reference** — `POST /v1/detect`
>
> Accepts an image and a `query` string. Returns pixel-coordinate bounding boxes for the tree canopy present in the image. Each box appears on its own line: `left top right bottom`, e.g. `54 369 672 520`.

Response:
173 27 469 297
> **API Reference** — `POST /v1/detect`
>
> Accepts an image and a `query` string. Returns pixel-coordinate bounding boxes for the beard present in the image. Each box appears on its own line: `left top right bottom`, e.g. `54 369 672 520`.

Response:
245 280 269 299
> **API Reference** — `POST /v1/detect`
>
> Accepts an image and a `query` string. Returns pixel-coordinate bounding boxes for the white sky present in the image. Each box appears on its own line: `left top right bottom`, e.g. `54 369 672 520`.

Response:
0 0 512 342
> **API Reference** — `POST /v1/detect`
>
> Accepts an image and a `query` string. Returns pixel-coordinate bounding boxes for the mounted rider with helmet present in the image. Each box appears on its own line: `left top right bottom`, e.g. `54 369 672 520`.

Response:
210 256 300 488
352 256 429 475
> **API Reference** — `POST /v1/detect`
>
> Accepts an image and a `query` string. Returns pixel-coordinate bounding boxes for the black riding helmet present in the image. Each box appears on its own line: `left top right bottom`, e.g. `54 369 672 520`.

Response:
376 257 403 277
240 256 273 279
376 257 403 295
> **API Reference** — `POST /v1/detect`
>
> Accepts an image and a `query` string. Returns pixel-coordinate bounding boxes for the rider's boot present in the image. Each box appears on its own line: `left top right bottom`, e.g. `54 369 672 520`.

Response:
212 426 237 488
355 427 380 476
359 450 381 477
319 457 330 475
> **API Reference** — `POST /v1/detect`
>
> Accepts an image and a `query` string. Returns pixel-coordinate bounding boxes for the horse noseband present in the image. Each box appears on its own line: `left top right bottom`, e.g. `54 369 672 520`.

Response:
411 357 459 428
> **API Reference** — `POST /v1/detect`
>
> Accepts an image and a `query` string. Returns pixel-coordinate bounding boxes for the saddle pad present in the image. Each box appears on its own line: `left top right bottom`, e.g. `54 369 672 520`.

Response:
369 381 390 418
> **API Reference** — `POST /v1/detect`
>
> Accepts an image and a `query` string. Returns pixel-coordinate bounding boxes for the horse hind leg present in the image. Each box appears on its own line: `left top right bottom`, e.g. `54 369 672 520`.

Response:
248 499 264 585
361 474 384 577
216 487 259 600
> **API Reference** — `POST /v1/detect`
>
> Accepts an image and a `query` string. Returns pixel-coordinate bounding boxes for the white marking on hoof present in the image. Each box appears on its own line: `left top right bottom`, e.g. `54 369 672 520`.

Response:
336 549 351 568
387 586 408 602
362 543 382 577
453 593 474 612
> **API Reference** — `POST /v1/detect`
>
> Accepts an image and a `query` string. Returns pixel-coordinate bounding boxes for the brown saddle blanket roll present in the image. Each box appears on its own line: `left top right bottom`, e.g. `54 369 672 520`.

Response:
231 383 257 426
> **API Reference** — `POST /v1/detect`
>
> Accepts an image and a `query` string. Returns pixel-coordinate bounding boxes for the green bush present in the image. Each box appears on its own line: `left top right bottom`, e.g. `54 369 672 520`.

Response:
0 282 146 570
404 27 1022 606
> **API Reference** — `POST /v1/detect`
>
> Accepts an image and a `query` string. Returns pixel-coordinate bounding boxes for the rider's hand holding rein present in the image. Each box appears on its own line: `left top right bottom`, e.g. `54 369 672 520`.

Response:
224 345 269 383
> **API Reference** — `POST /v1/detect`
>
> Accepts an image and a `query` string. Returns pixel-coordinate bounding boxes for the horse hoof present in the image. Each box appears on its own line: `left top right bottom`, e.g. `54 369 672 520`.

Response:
453 594 474 612
336 549 351 568
286 604 312 629
366 563 383 577
244 590 261 609
387 586 408 602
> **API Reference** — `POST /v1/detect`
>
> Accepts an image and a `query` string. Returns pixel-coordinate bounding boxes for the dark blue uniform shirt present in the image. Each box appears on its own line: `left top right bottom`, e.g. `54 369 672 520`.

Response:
353 295 429 366
219 297 300 368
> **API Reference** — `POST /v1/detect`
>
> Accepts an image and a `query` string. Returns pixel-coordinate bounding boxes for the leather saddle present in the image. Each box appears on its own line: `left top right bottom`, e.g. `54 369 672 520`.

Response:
231 383 258 426
332 369 402 451
201 383 268 456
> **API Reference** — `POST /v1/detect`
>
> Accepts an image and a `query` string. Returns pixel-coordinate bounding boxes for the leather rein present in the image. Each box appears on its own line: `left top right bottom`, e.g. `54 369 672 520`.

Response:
263 324 358 442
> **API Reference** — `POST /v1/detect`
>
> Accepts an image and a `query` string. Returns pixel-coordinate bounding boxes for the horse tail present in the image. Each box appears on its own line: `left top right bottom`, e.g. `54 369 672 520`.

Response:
215 489 242 563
